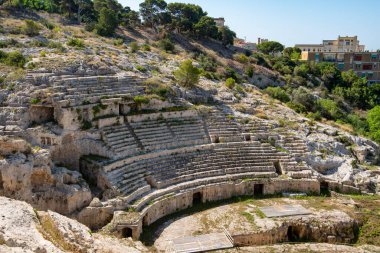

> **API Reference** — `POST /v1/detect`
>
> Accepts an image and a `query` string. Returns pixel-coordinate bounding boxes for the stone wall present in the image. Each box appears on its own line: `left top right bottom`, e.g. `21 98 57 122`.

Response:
101 179 320 240
51 131 112 170
126 110 198 123
56 103 120 131
233 211 357 246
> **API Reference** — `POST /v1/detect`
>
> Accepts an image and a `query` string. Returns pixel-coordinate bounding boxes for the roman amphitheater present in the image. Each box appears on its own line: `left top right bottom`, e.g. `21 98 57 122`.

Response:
1 67 379 252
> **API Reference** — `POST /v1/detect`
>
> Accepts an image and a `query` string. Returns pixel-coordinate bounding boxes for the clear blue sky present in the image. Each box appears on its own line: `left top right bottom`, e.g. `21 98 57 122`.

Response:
120 0 379 51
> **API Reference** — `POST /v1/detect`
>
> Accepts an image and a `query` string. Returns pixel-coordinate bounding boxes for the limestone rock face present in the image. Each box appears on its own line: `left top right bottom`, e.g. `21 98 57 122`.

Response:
0 136 31 156
0 197 146 253
0 197 62 253
0 148 92 215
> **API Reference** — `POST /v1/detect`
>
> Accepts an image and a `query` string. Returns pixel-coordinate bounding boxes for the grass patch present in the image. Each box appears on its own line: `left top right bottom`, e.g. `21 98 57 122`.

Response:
241 211 255 224
255 207 266 218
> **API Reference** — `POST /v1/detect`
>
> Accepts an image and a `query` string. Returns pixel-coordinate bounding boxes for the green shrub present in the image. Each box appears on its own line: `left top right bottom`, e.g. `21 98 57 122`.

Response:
264 87 290 103
136 65 147 72
0 39 20 48
133 95 150 105
142 44 151 51
40 51 47 57
113 38 124 46
346 114 369 135
145 78 171 98
30 98 41 104
67 38 85 48
40 19 55 30
158 39 175 52
245 65 254 78
287 101 307 113
368 106 380 143
22 20 41 36
81 121 93 130
234 53 249 64
1 51 26 68
196 54 217 72
174 60 201 88
47 41 65 52
202 71 220 80
129 42 140 53
225 77 236 89
306 111 322 121
319 98 343 120
29 39 48 47
224 67 241 83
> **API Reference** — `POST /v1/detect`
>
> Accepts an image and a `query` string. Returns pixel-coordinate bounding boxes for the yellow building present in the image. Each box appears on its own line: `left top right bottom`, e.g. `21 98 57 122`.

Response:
296 36 365 53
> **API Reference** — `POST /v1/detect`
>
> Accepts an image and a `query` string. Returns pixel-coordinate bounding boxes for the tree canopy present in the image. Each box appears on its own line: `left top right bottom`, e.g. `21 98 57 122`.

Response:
257 41 284 55
174 60 201 88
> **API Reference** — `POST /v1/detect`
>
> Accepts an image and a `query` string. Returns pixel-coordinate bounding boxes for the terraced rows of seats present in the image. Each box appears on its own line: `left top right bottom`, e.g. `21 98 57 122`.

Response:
102 116 211 156
52 76 145 106
277 134 310 161
205 109 242 139
103 141 310 197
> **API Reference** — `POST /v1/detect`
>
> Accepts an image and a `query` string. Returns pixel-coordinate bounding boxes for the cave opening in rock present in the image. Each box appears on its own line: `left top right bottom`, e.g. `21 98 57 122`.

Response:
287 226 299 242
193 192 203 205
0 172 3 190
273 160 282 175
320 181 330 195
254 184 264 196
121 227 133 238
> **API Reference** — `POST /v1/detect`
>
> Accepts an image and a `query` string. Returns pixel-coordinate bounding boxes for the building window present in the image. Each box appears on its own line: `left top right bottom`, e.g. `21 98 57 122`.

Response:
338 63 345 70
363 64 373 70
354 55 362 61
368 72 374 79
361 73 366 78
371 54 378 59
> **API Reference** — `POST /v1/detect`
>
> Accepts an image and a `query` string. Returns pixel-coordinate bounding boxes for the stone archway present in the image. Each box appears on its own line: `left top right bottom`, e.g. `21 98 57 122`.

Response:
193 192 203 205
121 227 133 238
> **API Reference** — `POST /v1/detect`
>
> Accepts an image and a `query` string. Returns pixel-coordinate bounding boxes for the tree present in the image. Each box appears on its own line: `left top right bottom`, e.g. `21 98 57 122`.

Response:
218 26 236 46
283 47 301 61
95 8 118 36
368 106 380 143
93 0 123 13
194 16 218 38
121 9 141 28
316 62 342 90
139 0 167 30
73 0 95 23
257 41 284 55
174 60 201 88
167 3 206 34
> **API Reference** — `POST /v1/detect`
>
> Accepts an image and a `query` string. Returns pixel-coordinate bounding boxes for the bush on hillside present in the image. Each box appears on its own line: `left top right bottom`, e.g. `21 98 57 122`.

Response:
196 54 217 72
0 50 26 68
225 77 236 89
174 60 201 88
129 42 140 53
67 38 85 48
264 87 290 103
158 39 175 52
234 53 249 64
368 106 380 143
245 65 254 78
22 20 41 36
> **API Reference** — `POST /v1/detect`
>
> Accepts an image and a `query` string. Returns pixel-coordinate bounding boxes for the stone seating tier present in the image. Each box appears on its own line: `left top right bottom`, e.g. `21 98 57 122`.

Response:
103 142 304 196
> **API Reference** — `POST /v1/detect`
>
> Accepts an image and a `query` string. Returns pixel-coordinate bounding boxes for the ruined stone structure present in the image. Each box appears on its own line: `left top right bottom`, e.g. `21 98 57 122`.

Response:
0 69 373 242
